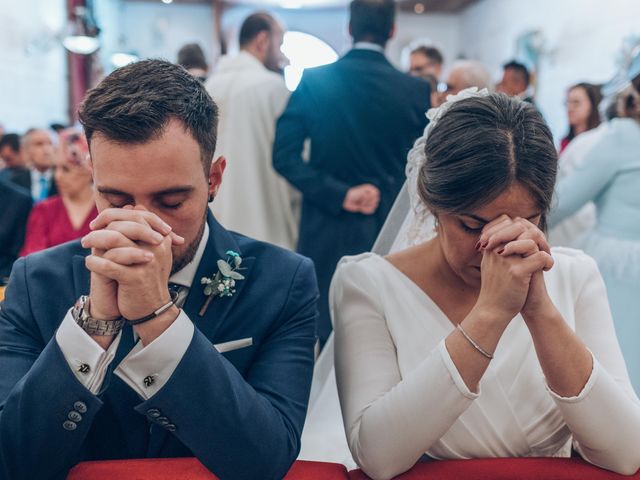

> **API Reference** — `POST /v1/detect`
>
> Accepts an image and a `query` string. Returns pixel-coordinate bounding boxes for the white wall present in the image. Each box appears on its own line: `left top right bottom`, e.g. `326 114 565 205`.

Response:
0 0 68 132
459 0 640 140
119 1 216 65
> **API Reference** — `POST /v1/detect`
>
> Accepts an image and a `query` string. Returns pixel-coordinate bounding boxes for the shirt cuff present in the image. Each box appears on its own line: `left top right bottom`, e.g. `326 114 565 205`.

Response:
56 309 122 394
115 310 194 400
546 350 599 403
438 339 481 400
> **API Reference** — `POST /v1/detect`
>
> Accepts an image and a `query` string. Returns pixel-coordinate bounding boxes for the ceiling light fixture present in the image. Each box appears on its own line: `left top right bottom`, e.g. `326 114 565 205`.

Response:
62 6 100 55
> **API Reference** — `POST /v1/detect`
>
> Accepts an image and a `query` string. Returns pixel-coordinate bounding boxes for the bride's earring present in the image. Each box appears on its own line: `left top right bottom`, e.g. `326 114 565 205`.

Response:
433 216 439 234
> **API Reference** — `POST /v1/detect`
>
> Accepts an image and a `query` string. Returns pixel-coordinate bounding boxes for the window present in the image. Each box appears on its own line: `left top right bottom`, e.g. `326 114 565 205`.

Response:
281 31 338 91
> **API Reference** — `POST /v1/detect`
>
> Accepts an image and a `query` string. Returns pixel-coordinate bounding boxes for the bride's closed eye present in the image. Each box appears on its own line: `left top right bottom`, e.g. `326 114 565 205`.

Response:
459 221 484 234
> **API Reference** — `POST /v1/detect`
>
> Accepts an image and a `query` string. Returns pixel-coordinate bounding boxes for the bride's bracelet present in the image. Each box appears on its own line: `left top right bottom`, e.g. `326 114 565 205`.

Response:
456 324 494 359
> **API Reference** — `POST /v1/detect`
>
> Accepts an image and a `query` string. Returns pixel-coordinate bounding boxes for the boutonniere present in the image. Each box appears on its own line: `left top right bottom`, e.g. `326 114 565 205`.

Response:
199 250 246 316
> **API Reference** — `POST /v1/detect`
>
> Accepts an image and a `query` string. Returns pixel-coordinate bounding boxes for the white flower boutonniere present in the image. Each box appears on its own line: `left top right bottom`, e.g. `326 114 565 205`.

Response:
199 250 245 316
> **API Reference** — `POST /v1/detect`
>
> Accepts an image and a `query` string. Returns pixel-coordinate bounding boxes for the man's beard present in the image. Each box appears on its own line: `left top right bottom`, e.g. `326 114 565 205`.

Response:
171 214 206 275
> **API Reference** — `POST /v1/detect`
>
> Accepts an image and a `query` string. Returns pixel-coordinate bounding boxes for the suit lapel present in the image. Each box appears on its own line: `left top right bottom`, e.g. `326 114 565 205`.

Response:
182 212 255 340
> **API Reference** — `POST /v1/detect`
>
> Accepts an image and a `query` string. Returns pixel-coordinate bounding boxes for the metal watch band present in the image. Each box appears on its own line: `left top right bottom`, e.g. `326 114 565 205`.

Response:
72 296 125 336
127 290 179 326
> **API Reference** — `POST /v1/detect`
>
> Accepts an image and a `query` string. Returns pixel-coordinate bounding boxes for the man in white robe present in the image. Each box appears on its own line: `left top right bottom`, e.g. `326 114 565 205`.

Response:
206 12 298 250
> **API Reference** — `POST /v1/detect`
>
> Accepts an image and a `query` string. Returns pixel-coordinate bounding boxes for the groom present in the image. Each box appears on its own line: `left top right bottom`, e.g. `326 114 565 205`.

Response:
0 60 318 480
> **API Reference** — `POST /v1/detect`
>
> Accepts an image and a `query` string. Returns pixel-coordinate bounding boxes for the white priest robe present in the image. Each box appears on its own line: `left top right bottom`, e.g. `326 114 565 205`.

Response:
206 51 299 249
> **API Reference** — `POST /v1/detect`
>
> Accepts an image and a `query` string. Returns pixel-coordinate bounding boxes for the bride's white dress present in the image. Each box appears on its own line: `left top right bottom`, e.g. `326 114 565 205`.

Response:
299 247 640 477
298 89 640 475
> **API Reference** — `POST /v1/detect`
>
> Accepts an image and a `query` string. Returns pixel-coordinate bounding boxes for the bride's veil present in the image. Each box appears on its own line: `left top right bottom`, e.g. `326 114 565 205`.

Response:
298 88 490 467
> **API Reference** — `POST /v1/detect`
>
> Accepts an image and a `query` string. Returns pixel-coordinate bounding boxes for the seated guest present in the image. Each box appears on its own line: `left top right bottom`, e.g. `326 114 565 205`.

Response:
333 91 640 480
20 128 97 256
0 179 32 279
0 59 317 480
20 128 57 202
0 133 28 184
559 83 602 154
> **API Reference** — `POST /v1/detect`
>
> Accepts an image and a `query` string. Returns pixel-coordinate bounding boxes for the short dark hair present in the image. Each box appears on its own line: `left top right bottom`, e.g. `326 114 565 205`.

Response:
418 93 557 230
566 82 602 141
0 133 20 153
349 0 395 46
503 60 530 87
239 12 274 48
78 59 219 173
411 46 443 65
177 43 208 71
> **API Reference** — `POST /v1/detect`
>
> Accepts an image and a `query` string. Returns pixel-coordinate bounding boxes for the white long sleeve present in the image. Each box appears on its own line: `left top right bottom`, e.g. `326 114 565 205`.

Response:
115 311 194 399
547 254 640 475
332 251 640 480
56 310 122 394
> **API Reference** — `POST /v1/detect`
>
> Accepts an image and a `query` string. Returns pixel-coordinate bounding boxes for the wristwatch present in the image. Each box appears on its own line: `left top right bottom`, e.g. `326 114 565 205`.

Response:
71 296 125 336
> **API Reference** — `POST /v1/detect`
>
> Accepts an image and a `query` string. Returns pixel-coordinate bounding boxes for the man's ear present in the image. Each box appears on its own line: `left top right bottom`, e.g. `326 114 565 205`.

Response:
208 156 226 198
255 30 270 58
388 24 396 41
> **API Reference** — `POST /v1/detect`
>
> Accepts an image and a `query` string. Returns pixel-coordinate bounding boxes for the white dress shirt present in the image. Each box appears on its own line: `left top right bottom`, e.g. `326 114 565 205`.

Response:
56 223 209 398
332 248 640 479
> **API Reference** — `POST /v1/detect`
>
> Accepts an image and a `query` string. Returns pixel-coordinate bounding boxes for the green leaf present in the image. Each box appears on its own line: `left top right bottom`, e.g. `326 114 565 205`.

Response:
217 260 233 277
234 256 242 267
228 271 245 281
204 285 213 296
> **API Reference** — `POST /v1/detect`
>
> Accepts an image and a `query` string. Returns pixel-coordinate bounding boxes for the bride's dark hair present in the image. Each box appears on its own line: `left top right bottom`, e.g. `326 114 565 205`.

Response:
418 93 557 229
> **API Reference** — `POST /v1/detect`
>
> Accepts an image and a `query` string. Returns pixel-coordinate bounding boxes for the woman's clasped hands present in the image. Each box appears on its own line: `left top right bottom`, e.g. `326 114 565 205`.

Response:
474 214 557 324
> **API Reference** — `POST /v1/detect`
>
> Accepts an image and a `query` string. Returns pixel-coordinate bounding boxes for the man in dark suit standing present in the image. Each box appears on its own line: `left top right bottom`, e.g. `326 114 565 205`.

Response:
0 60 317 480
273 0 430 346
0 179 32 279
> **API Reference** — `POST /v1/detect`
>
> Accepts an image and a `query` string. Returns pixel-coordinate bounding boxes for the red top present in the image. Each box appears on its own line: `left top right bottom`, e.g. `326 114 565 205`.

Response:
559 136 571 155
20 195 98 256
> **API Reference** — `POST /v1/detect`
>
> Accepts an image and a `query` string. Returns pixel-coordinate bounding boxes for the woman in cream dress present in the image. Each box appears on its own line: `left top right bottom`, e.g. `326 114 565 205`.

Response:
332 91 640 480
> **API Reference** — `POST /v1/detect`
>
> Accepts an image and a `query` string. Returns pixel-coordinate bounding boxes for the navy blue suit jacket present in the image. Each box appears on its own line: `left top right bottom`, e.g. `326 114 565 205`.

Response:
273 49 430 344
0 212 318 480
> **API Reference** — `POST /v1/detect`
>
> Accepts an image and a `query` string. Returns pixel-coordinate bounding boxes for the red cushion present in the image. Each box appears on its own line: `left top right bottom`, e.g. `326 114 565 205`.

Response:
66 458 350 480
348 458 638 480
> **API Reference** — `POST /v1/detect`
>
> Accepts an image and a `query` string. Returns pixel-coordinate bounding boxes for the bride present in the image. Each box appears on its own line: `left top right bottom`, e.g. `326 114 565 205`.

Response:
299 89 640 479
